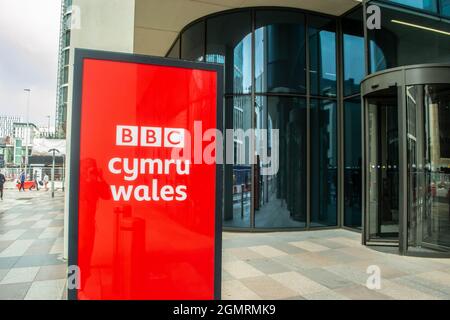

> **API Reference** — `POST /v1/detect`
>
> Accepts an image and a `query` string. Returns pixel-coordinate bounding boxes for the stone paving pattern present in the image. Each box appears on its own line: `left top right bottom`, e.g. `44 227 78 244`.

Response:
1 188 450 299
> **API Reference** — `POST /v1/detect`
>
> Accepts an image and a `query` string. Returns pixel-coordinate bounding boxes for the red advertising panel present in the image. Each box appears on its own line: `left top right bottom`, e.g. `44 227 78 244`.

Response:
68 50 222 300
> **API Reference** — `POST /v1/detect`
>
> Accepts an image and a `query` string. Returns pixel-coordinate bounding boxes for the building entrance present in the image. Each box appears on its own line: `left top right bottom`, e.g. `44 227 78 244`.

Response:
362 64 450 255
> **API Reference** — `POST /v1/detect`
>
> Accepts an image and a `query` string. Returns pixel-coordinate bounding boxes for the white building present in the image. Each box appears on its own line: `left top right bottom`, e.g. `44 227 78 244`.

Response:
13 123 39 148
0 115 22 138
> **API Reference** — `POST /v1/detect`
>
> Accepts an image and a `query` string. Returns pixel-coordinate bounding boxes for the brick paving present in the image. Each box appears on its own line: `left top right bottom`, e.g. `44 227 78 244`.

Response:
1 187 450 300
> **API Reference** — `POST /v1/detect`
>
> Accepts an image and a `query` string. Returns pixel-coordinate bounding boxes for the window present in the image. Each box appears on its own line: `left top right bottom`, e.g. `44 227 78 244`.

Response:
254 10 306 94
255 96 307 228
368 6 450 73
310 99 338 227
386 0 438 13
206 11 252 94
342 8 365 97
344 98 362 228
181 21 205 61
309 16 337 97
441 0 450 16
223 96 252 228
167 38 180 59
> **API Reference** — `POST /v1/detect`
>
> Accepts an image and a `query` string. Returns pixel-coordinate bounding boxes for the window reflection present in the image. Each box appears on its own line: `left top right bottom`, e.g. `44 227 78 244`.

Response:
311 99 338 227
442 0 450 16
408 84 450 249
255 96 307 228
206 11 252 94
223 96 252 228
386 0 438 12
181 21 204 61
344 98 362 228
309 17 337 97
254 11 306 94
368 6 450 72
342 8 364 97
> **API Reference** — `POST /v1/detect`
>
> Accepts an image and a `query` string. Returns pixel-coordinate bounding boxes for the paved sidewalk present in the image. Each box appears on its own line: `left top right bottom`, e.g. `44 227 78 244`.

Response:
1 190 450 300
0 189 66 300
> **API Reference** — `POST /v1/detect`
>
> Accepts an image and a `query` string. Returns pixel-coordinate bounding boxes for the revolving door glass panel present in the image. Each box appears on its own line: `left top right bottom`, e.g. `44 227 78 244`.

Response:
407 84 450 251
367 87 400 241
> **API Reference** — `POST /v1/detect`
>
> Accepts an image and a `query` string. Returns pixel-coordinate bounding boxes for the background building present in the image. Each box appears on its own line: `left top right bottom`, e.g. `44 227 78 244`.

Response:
55 0 72 138
0 115 22 138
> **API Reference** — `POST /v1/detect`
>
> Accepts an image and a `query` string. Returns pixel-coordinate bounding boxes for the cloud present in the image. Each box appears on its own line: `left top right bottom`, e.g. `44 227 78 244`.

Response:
0 0 60 127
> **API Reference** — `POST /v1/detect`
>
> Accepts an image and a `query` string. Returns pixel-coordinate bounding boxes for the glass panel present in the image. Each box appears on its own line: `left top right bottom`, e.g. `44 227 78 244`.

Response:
206 11 252 94
368 7 450 73
442 0 450 16
367 88 399 240
255 96 307 228
254 10 306 94
309 17 337 97
344 98 362 228
167 38 180 59
408 84 450 249
342 8 365 97
310 99 338 227
223 96 252 228
181 21 205 61
386 0 438 12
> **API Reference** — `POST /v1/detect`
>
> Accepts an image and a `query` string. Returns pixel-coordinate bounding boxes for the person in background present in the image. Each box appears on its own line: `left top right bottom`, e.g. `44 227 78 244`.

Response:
33 171 39 191
0 171 6 200
19 171 26 192
43 174 49 191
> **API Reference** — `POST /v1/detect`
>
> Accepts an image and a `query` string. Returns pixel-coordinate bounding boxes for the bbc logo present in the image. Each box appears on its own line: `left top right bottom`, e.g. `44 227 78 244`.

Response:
116 125 185 148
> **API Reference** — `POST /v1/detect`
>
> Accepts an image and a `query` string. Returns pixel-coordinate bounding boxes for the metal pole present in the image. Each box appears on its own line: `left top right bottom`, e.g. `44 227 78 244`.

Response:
62 154 65 192
47 115 51 136
241 184 244 219
24 89 31 179
51 150 55 198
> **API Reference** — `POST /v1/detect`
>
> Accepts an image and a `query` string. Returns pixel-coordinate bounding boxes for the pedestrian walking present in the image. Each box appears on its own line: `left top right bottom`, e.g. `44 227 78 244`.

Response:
19 171 26 192
0 171 6 200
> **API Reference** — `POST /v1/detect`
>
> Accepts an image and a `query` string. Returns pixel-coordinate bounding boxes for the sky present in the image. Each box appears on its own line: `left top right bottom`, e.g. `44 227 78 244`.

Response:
0 0 61 128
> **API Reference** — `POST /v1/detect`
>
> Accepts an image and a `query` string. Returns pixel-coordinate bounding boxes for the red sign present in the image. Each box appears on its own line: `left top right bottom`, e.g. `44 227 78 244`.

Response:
68 50 222 300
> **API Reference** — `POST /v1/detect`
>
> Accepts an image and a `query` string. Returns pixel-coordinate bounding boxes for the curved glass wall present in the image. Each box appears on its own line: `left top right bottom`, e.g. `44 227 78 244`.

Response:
407 83 450 250
169 8 339 230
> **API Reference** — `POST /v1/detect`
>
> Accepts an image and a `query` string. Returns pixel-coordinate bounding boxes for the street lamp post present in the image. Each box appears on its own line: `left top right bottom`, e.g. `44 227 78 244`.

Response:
24 89 31 179
49 148 60 198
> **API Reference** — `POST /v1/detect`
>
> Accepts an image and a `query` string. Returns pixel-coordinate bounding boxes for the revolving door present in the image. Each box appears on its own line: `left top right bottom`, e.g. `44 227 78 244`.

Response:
362 64 450 255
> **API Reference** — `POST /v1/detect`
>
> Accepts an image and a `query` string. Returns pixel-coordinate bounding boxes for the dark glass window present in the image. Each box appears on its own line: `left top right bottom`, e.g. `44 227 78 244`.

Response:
167 38 180 59
223 96 252 228
386 0 438 12
368 7 450 73
342 8 365 96
310 99 338 227
62 66 69 84
254 10 306 94
442 0 450 16
63 30 70 47
344 98 362 228
255 96 307 228
181 21 205 61
206 11 252 94
63 49 70 66
309 16 337 97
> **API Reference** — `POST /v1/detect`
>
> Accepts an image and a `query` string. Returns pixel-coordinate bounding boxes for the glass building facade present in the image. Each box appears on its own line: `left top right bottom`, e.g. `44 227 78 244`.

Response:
55 0 72 138
166 1 450 242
